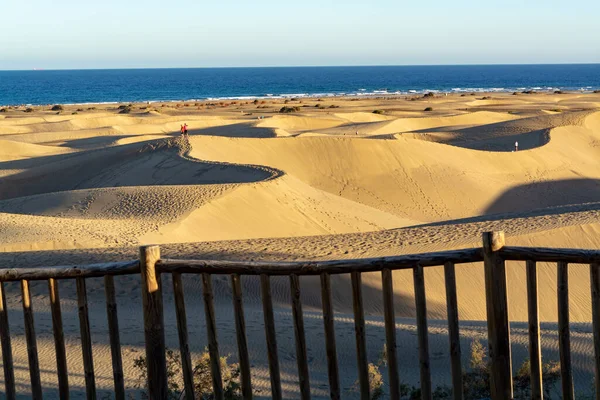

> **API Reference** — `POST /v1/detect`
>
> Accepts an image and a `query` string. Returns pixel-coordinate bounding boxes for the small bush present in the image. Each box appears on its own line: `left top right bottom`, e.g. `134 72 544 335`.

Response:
329 105 339 108
77 108 84 112
423 92 435 98
512 92 519 95
279 106 300 113
372 109 385 114
119 106 132 114
72 112 78 115
554 90 563 94
24 107 34 113
594 90 600 94
0 108 7 113
51 105 63 111
424 107 433 112
133 348 241 399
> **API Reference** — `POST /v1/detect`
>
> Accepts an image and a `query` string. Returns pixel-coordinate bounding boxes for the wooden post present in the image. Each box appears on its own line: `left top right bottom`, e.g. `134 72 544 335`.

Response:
482 231 513 400
351 272 370 400
202 273 224 400
0 282 16 400
290 274 311 400
381 269 400 400
21 279 42 399
591 263 600 400
526 261 543 400
260 275 282 400
140 245 168 399
558 261 574 400
320 273 341 400
414 265 432 400
231 274 253 400
172 272 195 400
443 262 463 400
49 278 69 399
104 275 125 400
76 278 96 400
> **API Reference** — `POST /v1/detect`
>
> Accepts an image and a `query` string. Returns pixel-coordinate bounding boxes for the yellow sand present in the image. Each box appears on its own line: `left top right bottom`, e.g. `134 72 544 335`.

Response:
1 93 600 397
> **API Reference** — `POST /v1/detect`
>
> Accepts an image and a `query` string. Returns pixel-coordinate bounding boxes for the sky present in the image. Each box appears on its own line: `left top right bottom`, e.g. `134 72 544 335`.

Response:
1 0 599 70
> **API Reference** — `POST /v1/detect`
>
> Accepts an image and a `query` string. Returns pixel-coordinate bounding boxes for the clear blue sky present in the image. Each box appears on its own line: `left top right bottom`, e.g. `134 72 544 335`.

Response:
1 0 599 70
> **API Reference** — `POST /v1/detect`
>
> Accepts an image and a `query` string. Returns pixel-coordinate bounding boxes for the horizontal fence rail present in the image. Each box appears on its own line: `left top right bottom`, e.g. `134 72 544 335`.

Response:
1 232 600 399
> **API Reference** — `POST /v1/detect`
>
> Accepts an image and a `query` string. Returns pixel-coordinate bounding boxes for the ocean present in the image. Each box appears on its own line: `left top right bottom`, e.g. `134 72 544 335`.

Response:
0 64 599 106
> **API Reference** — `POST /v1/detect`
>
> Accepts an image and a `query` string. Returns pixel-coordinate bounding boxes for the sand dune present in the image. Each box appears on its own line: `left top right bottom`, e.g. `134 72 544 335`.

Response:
2 93 600 397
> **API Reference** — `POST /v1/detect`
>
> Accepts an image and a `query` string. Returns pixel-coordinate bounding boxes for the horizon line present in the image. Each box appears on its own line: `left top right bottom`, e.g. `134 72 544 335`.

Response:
2 62 600 72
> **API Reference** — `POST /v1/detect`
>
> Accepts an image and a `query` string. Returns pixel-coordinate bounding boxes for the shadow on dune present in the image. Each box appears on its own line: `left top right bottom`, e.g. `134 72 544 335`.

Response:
0 139 275 201
484 178 600 215
414 179 600 230
55 134 140 149
405 111 586 151
188 122 277 138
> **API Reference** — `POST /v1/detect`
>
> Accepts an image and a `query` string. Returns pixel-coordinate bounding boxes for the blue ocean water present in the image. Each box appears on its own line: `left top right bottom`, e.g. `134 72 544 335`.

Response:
0 64 599 106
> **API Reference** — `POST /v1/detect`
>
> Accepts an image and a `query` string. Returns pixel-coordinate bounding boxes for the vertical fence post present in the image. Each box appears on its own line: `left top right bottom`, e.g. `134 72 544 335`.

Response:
591 263 600 400
140 245 168 399
482 231 513 400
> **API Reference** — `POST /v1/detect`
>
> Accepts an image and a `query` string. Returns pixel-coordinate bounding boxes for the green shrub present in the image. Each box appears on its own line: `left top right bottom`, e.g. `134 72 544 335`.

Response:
118 106 132 114
133 348 241 399
279 106 300 113
372 339 561 399
372 109 385 114
24 107 34 113
0 108 7 113
423 92 435 98
424 107 433 112
554 90 563 94
51 105 63 111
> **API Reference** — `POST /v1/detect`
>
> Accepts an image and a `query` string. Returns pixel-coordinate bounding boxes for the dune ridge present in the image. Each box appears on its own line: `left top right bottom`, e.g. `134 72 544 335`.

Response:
2 93 600 397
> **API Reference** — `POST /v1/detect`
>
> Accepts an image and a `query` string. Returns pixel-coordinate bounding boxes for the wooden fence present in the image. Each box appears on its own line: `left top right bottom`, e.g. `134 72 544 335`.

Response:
1 231 600 399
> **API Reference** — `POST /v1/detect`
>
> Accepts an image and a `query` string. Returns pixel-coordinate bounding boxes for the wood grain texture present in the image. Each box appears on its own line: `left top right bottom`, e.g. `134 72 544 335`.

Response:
444 262 463 400
320 273 341 400
140 245 168 399
77 277 96 400
0 282 15 400
290 274 311 400
260 274 282 400
49 278 69 399
104 275 125 400
482 231 513 400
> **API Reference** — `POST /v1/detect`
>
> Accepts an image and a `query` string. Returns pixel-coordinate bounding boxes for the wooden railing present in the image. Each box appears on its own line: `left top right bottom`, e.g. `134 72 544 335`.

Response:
2 231 600 399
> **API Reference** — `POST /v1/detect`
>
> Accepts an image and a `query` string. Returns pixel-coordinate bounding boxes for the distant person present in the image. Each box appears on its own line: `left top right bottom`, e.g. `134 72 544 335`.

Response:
180 124 185 136
515 141 519 151
183 123 188 136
